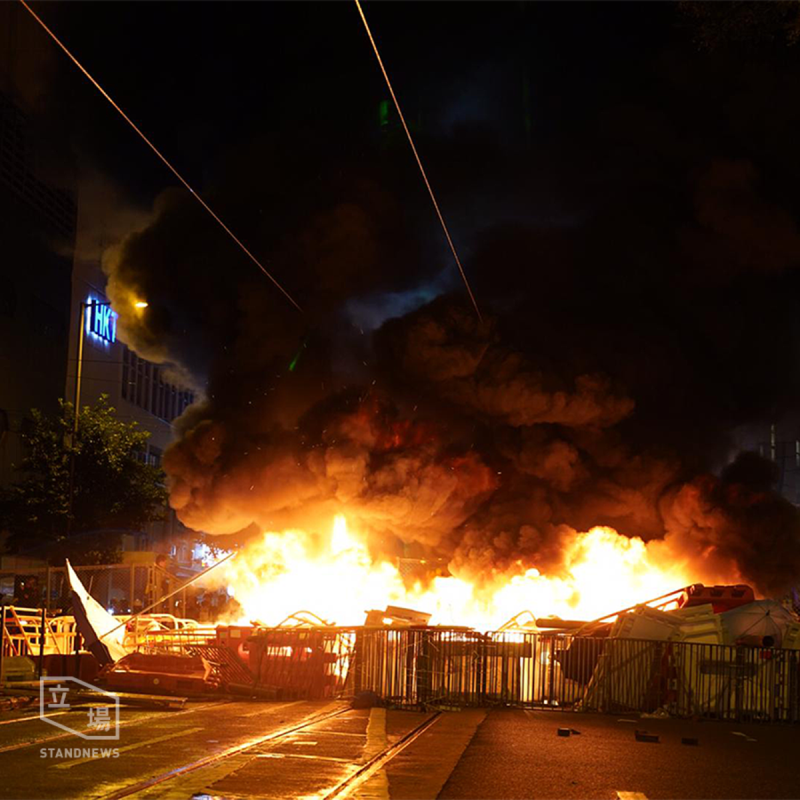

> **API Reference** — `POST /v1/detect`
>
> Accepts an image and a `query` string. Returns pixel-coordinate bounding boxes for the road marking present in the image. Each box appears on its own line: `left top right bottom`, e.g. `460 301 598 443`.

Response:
257 752 352 763
0 708 104 726
51 727 204 769
101 703 349 800
0 700 230 754
360 707 390 800
617 793 648 800
323 713 442 800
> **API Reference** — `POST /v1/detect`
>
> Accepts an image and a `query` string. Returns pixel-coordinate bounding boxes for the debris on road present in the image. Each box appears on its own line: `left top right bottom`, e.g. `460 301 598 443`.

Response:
0 694 36 712
635 730 660 743
640 707 670 719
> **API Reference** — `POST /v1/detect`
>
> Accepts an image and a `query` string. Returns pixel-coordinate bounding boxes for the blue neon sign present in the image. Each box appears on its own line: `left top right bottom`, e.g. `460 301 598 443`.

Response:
85 297 117 344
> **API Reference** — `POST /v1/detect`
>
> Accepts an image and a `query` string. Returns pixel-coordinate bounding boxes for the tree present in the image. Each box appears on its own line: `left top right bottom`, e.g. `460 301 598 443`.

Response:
0 395 169 563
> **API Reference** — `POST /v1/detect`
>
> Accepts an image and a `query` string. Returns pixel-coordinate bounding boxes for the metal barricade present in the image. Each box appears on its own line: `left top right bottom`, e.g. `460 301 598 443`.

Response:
352 629 800 723
247 628 357 699
1 614 796 723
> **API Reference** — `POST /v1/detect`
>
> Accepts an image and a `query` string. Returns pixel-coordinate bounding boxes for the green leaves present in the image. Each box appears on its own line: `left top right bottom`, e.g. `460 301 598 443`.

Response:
0 395 170 562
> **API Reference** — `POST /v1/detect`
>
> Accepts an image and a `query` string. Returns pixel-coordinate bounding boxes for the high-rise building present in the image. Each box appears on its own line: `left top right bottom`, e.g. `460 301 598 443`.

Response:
0 90 77 486
66 256 198 554
733 417 800 508
66 275 196 462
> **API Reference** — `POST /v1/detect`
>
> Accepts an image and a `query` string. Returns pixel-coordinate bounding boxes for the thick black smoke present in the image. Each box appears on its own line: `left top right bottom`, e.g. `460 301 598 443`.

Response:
103 7 800 597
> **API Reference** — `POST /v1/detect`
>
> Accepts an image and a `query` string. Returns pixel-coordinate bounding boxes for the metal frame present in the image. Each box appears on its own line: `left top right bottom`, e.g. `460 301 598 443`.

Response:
353 629 800 723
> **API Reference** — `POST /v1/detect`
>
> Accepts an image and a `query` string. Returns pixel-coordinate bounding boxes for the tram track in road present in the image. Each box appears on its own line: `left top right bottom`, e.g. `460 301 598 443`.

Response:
102 704 352 800
322 711 442 800
101 705 444 800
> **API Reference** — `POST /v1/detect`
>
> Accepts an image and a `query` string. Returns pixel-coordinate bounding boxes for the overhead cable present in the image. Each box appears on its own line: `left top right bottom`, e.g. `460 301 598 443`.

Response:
18 0 303 313
353 0 482 321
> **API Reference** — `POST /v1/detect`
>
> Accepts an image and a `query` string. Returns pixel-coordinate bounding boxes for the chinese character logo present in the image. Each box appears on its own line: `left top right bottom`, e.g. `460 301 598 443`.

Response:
87 706 112 732
47 684 71 710
39 677 120 741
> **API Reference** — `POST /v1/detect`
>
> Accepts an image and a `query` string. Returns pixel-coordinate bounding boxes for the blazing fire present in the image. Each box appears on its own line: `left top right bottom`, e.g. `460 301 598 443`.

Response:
212 516 730 630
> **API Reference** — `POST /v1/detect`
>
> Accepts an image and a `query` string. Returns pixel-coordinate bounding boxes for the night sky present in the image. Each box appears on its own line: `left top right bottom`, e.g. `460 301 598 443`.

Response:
15 2 800 592
39 3 671 199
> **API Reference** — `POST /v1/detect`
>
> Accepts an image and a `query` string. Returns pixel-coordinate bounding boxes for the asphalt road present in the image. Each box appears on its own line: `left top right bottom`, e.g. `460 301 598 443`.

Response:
440 710 800 800
1 699 799 799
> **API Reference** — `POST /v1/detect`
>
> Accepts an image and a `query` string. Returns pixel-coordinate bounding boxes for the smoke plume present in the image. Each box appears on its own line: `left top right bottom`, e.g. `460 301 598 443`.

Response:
100 16 800 598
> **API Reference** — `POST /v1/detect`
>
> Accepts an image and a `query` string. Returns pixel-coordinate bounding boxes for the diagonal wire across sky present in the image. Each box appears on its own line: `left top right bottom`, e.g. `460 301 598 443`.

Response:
20 0 481 320
353 0 482 321
18 0 303 313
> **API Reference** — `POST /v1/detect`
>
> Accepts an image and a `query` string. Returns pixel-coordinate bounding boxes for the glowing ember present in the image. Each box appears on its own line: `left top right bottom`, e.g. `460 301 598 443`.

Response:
214 516 732 630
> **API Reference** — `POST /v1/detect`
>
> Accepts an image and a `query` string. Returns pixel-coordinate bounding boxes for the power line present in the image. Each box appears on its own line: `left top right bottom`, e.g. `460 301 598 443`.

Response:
353 0 482 322
18 0 303 314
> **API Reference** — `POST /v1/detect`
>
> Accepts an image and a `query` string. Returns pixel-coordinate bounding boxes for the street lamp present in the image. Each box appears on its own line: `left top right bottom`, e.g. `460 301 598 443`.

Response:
72 299 115 437
67 299 115 532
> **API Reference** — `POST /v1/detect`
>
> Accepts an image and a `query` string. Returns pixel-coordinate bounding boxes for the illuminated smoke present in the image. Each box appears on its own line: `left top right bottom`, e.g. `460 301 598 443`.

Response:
102 93 800 598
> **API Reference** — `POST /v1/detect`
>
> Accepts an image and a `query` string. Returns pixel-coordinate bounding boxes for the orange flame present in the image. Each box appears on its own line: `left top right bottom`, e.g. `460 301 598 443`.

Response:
215 515 727 630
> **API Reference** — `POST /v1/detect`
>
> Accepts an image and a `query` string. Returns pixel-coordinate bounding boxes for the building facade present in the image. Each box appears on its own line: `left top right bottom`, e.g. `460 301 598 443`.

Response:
733 418 800 508
66 254 197 556
0 90 77 486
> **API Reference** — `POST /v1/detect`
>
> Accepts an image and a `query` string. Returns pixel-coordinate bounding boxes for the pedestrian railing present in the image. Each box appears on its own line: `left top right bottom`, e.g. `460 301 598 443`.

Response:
351 629 800 723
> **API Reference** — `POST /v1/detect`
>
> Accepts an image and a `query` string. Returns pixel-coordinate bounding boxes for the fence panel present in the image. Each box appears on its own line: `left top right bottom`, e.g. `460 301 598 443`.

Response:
0 564 191 617
353 630 800 723
1 609 797 723
247 628 356 699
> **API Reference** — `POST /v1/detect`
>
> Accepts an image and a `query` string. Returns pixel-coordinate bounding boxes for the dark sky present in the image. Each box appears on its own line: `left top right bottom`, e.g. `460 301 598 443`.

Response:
13 2 800 590
39 1 672 201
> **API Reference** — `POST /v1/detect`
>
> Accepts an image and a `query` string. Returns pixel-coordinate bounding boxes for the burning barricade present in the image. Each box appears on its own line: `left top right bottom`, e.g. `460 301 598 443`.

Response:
9 513 796 724
556 585 800 720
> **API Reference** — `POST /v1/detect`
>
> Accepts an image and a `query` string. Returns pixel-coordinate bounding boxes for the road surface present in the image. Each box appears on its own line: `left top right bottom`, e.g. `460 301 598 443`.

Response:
1 699 799 799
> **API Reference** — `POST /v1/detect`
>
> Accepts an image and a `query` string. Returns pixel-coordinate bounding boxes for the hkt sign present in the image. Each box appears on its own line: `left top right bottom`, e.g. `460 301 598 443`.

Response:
85 297 117 344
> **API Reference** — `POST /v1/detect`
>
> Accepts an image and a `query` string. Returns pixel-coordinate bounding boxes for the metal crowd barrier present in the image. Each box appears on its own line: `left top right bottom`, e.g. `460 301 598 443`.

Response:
352 629 800 723
3 617 798 723
246 628 357 699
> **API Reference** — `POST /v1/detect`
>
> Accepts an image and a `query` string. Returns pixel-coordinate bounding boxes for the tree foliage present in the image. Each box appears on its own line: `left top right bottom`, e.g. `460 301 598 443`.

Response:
0 396 168 563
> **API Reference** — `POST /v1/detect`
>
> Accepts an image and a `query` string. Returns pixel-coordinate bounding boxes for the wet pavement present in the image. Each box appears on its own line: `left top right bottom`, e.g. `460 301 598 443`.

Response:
1 700 799 799
440 709 800 800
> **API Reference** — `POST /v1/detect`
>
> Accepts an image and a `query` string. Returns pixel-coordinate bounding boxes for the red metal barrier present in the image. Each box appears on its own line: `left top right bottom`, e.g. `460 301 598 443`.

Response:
248 629 355 699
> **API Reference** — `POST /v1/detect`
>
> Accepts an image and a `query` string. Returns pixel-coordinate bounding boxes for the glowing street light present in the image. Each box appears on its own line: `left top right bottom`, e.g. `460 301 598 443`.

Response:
134 301 148 309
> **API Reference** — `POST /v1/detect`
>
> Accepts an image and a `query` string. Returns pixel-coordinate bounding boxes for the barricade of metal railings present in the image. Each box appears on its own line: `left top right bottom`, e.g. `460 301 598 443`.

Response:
247 628 357 699
353 629 595 708
136 627 218 655
352 629 800 723
664 640 800 723
0 606 77 659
